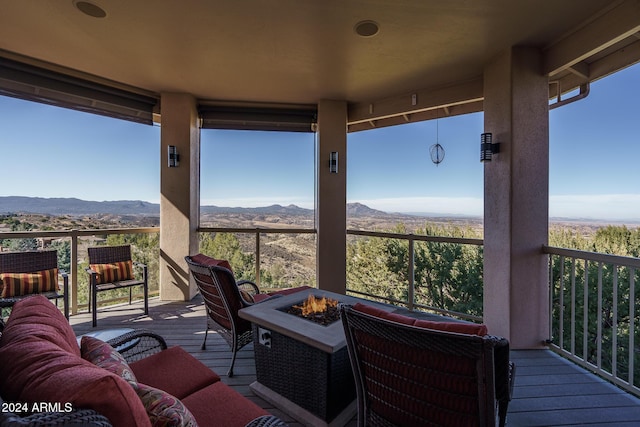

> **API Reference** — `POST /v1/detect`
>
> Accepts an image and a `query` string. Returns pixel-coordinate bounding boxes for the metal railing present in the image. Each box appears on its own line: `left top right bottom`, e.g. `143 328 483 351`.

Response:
0 227 158 314
198 227 316 287
347 229 484 321
544 245 640 397
198 227 485 320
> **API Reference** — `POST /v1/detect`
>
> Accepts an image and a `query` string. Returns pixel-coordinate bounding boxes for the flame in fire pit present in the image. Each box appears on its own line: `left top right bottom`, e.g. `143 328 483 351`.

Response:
294 294 338 316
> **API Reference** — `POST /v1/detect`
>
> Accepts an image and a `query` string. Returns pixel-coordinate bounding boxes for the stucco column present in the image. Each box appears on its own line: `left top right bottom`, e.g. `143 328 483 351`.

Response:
483 47 549 348
316 100 347 294
159 93 200 300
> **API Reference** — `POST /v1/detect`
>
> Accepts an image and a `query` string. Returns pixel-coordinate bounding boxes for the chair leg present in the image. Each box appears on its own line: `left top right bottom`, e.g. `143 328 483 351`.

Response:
92 284 98 328
129 288 132 305
143 282 149 315
228 350 237 378
228 333 239 377
63 295 69 320
201 328 209 350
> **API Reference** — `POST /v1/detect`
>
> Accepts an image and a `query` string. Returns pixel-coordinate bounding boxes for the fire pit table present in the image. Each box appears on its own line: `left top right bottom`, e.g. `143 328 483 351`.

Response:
238 288 394 427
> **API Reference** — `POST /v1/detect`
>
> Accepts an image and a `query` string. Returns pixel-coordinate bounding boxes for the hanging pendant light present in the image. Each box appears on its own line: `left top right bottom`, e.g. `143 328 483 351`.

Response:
430 116 445 165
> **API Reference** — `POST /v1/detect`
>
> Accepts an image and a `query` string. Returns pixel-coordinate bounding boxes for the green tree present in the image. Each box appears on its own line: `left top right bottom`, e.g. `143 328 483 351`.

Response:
347 233 407 303
49 239 71 272
346 222 484 318
199 233 254 280
413 224 483 316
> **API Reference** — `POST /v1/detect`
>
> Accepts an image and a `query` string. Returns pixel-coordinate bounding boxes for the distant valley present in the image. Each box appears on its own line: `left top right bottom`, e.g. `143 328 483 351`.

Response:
0 196 635 236
0 196 484 233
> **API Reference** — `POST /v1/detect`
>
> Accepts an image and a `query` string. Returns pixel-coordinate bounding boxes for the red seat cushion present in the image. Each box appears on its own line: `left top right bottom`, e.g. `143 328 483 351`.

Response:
353 302 488 336
181 381 269 427
0 296 150 427
130 346 220 400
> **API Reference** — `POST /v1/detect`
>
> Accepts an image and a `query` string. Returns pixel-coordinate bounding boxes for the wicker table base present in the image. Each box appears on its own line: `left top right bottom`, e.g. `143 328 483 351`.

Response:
252 327 356 426
250 381 356 427
239 289 386 427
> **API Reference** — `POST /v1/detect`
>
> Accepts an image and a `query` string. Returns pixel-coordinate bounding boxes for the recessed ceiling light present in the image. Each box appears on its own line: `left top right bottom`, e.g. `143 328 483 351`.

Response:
74 1 107 18
354 20 380 37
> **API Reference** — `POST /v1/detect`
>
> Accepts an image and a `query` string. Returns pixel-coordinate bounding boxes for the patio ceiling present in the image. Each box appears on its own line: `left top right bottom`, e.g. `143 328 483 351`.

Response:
1 0 640 130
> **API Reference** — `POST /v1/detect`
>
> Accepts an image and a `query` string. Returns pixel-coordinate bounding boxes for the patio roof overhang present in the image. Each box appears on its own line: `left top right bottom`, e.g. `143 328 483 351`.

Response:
2 0 640 350
1 1 640 130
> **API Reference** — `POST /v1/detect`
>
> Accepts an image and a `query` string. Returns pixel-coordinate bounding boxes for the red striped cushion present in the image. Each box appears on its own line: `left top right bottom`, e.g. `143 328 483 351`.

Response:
90 261 134 285
0 268 59 297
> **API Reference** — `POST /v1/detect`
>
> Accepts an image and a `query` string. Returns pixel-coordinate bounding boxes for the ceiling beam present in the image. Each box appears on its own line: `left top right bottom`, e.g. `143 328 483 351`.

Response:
347 101 482 133
549 36 640 99
347 76 483 127
543 0 640 76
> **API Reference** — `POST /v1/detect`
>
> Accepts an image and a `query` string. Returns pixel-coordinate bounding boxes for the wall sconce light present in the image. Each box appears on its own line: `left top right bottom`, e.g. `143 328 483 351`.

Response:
329 151 338 173
168 145 180 167
480 133 500 162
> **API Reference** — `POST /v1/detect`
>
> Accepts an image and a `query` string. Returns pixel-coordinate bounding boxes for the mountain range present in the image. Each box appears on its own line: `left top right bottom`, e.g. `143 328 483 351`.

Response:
0 196 392 218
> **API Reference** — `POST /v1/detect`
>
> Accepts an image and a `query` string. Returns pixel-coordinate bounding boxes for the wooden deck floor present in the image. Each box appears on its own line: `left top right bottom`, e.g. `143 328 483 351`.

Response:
70 296 640 427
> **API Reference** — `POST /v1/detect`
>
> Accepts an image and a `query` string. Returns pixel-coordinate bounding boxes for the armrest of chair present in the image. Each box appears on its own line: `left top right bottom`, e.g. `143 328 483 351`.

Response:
133 262 148 277
492 336 515 427
59 269 70 319
106 329 168 363
133 262 148 284
85 266 98 281
492 337 514 401
59 270 68 293
238 279 260 293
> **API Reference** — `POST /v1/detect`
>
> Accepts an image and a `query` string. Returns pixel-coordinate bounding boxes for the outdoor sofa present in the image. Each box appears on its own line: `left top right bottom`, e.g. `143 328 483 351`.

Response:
0 295 287 426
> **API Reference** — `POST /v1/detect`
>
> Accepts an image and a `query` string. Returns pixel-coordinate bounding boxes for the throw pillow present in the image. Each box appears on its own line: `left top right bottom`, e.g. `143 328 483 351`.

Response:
134 382 198 427
0 268 59 297
90 260 134 284
81 335 138 384
239 289 255 303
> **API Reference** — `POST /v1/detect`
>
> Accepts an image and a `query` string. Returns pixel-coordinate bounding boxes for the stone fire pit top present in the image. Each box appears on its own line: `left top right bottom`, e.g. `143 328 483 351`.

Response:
239 288 395 353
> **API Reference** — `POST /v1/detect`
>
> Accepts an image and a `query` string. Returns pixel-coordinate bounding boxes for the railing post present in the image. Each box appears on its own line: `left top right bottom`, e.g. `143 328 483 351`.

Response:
559 256 565 350
71 230 78 315
408 236 415 311
548 253 553 344
597 262 603 370
629 268 635 387
255 229 261 286
612 265 619 379
583 260 589 365
570 258 576 355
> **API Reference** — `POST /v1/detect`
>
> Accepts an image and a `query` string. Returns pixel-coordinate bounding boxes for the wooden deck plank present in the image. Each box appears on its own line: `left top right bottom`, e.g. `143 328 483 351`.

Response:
509 349 640 426
70 297 640 427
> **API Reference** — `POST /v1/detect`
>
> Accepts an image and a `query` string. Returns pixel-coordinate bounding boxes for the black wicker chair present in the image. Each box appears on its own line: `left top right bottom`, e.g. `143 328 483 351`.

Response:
340 304 515 427
185 254 262 377
0 250 69 319
86 245 148 327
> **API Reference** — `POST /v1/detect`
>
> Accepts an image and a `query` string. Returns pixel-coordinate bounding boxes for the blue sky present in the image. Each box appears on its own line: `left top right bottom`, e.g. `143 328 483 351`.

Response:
1 62 639 221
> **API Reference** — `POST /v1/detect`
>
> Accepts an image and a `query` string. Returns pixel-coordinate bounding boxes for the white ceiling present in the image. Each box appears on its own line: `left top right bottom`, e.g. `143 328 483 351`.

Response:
1 0 639 125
